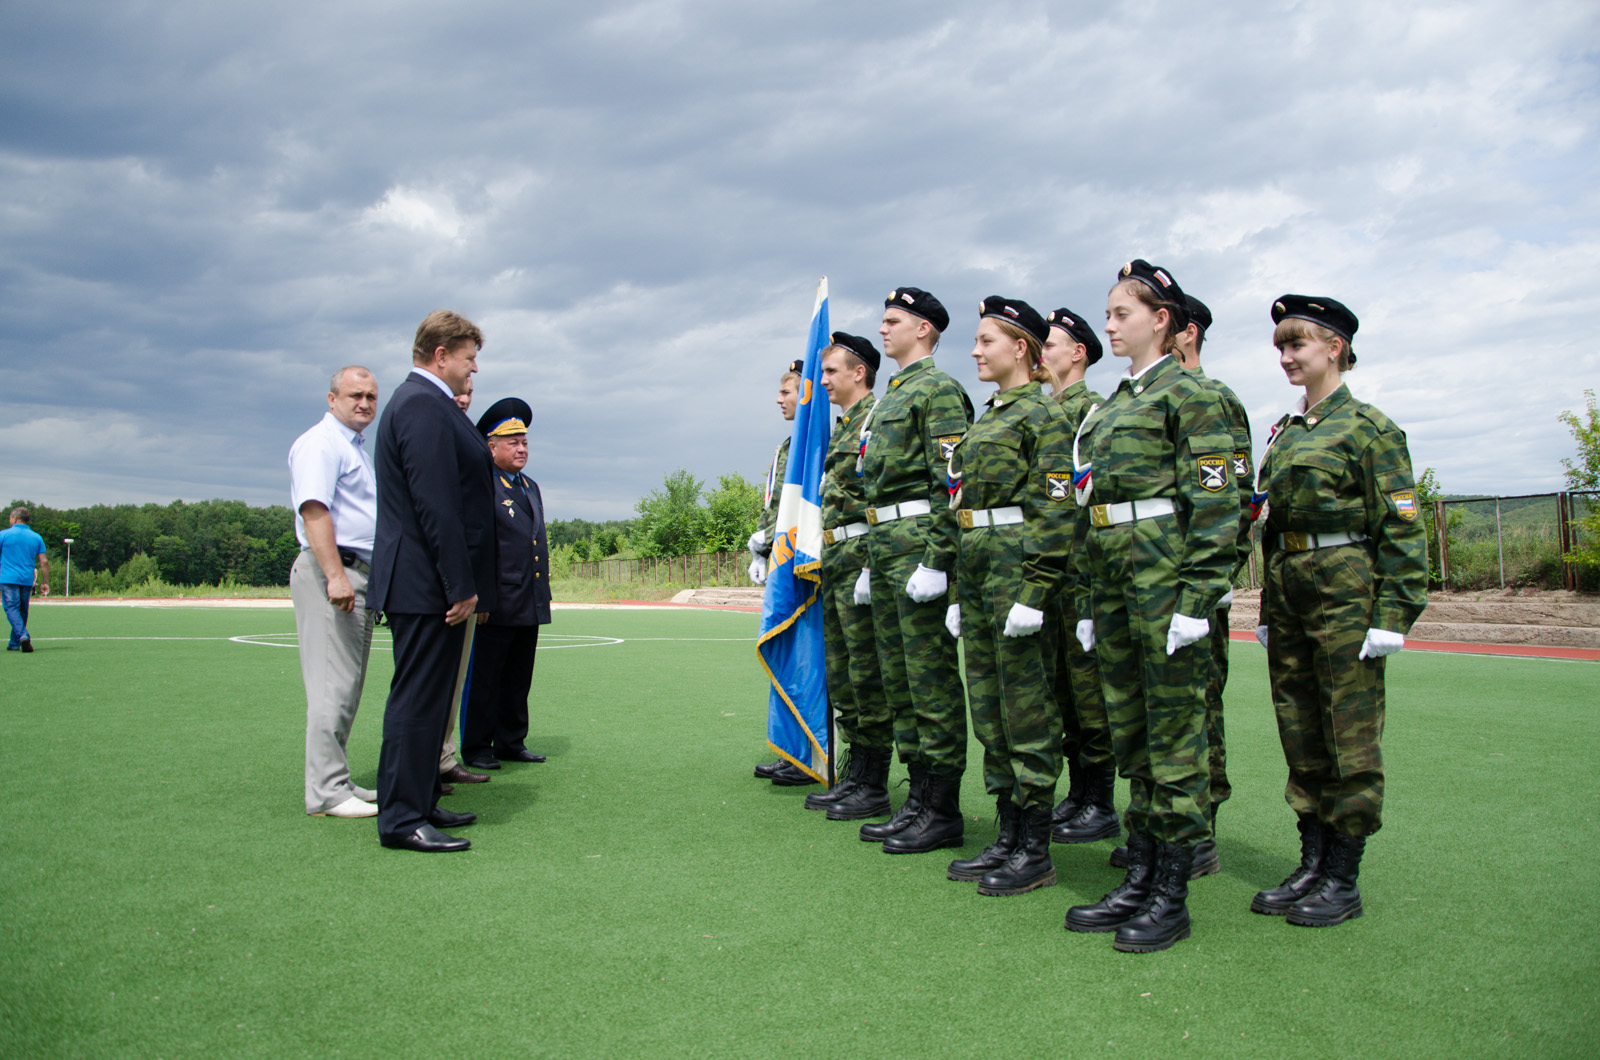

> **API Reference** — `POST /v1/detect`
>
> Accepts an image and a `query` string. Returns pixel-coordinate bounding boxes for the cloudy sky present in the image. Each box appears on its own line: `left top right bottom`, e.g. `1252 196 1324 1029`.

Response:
3 0 1597 520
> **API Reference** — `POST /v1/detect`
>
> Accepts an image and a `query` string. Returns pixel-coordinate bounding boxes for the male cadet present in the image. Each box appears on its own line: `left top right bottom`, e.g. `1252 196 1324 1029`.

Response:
803 332 893 821
857 287 975 854
288 367 380 818
1163 292 1251 877
368 310 498 853
462 397 552 771
1037 311 1120 846
1 507 49 653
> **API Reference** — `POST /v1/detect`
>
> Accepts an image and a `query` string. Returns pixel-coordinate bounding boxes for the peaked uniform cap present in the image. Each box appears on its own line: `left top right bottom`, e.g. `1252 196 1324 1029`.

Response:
476 397 533 437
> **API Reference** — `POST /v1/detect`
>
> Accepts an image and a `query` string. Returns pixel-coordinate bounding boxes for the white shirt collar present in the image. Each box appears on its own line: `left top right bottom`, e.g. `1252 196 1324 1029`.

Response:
410 366 457 399
322 411 364 446
1123 354 1170 383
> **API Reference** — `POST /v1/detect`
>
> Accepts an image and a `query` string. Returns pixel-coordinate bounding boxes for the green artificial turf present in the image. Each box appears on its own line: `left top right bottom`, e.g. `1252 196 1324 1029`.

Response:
0 604 1595 1059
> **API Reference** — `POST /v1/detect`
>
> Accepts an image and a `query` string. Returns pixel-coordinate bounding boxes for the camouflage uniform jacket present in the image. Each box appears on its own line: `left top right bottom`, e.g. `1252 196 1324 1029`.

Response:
951 381 1077 611
1258 383 1427 634
1190 367 1254 581
821 394 875 530
1071 355 1239 620
860 356 975 571
754 435 790 556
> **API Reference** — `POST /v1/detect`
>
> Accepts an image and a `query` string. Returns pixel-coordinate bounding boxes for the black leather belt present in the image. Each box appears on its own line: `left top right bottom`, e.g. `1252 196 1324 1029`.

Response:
337 549 371 576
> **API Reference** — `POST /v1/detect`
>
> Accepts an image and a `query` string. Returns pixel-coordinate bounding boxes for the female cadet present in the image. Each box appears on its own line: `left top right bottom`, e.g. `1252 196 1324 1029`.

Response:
942 297 1076 897
1062 261 1238 953
1249 296 1426 927
750 360 808 785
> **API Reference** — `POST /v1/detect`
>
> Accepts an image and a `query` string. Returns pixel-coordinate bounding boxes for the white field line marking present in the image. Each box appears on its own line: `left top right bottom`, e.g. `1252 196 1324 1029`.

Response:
226 633 626 651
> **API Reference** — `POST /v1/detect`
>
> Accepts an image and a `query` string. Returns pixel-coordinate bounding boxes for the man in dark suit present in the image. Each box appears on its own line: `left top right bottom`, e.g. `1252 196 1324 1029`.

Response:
367 309 499 853
463 398 553 772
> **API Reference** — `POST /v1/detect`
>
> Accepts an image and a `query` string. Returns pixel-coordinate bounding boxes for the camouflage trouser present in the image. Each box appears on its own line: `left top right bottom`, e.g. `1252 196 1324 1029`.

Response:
867 531 966 776
821 538 892 752
958 527 1062 811
1047 591 1112 771
1205 605 1232 806
1263 545 1385 837
1084 518 1211 846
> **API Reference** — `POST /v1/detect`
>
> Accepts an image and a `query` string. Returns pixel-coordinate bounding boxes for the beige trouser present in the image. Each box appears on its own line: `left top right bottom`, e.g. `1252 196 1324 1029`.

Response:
291 551 375 814
438 619 476 772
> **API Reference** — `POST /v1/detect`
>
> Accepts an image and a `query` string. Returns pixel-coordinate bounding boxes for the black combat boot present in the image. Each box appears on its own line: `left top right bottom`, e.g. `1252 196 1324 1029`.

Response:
1250 815 1325 915
1190 801 1220 877
978 804 1057 896
804 748 859 810
1052 755 1084 826
1286 830 1366 927
769 760 817 786
1052 763 1120 843
859 761 925 842
753 760 783 779
882 771 964 854
1113 842 1194 952
826 748 892 820
947 797 1020 881
1065 833 1156 932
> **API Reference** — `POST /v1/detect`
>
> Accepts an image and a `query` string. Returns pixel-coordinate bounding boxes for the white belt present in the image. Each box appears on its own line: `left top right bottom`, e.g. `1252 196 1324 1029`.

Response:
866 499 932 526
1089 497 1176 528
1281 530 1367 552
958 506 1023 530
822 522 870 546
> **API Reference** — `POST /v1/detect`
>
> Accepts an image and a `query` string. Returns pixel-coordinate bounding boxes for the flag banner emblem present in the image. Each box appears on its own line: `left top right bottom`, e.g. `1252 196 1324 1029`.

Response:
1391 489 1418 522
757 278 832 783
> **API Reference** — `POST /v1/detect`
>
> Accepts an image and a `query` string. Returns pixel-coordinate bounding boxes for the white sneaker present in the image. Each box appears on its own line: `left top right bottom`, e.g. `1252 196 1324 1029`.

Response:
315 796 378 818
351 785 378 802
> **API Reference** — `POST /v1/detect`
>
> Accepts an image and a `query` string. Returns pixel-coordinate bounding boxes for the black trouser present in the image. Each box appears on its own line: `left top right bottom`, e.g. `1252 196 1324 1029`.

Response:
462 623 540 760
377 612 466 839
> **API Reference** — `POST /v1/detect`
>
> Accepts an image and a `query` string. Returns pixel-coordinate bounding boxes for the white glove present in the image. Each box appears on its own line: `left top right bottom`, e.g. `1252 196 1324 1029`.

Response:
1220 588 1235 608
1358 627 1405 660
747 529 766 555
1165 613 1210 656
944 604 961 638
1003 602 1045 638
1254 625 1269 649
1076 619 1095 653
748 556 767 585
905 564 948 603
853 568 871 605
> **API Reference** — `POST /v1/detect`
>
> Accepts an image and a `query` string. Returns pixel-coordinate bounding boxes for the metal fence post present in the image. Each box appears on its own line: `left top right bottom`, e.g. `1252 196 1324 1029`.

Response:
1434 500 1450 588
1495 496 1505 589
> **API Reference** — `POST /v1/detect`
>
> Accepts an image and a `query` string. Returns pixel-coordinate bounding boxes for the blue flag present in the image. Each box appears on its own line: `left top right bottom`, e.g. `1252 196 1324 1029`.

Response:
757 278 831 783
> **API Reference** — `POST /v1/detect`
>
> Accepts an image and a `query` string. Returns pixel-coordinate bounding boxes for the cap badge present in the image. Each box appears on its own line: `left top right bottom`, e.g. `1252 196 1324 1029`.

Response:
1275 301 1286 314
1121 263 1133 277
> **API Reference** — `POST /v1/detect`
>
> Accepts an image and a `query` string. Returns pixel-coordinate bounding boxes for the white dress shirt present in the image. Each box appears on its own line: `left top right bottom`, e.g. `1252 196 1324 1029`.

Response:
288 412 377 561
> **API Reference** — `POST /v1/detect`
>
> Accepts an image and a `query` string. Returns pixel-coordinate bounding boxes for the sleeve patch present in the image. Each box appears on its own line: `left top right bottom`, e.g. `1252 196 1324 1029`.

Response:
937 435 961 460
1232 450 1249 477
1391 489 1418 521
1198 455 1229 492
1045 472 1072 500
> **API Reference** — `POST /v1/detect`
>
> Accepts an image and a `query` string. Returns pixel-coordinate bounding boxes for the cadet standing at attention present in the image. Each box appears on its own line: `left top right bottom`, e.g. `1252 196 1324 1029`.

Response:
857 287 975 855
1155 291 1252 878
1250 295 1426 928
942 297 1076 896
804 333 895 821
1063 261 1237 953
1038 308 1119 848
751 360 811 786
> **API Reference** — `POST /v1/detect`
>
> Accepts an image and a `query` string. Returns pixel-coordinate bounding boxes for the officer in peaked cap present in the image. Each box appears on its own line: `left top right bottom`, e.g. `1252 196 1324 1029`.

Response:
460 397 553 772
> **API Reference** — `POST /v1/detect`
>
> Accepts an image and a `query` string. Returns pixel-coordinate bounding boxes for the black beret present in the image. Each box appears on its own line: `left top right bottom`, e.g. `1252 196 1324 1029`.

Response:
884 286 949 334
476 396 532 438
787 359 804 375
1046 307 1104 365
829 331 880 373
978 295 1049 346
1117 259 1189 330
1272 294 1359 364
1184 294 1212 334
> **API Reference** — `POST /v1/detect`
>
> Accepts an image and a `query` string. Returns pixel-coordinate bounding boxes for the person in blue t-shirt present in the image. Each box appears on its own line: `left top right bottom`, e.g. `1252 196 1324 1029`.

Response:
0 507 50 653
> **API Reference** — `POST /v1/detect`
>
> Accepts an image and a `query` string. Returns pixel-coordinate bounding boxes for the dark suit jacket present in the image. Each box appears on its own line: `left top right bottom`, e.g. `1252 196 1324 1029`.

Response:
490 469 552 627
367 371 498 615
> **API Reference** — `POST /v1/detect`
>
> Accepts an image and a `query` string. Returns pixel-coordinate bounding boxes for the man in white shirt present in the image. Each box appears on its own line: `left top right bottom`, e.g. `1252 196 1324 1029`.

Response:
288 366 381 818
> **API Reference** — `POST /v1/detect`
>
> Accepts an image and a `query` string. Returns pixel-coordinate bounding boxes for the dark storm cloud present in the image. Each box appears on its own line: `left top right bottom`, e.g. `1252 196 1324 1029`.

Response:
1 0 1596 518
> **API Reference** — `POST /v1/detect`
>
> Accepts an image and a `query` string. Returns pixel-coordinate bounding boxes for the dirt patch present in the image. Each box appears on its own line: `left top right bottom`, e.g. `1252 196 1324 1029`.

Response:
1229 589 1600 647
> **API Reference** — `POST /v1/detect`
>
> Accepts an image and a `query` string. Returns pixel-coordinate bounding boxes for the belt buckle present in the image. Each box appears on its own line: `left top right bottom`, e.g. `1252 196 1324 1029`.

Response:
865 509 880 526
1090 504 1111 528
957 509 974 529
822 528 836 546
1283 531 1308 552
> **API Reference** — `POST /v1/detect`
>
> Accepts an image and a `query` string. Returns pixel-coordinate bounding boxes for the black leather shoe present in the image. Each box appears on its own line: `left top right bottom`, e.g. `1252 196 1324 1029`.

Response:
860 762 925 841
19 638 33 653
882 771 963 854
464 757 501 772
1113 842 1194 952
428 807 477 829
1052 764 1120 843
948 798 1020 881
498 747 546 763
1251 815 1326 915
439 783 457 795
978 804 1056 895
1065 833 1156 932
753 759 783 779
805 749 861 810
826 748 892 820
381 823 470 852
1287 831 1365 927
444 765 493 782
770 761 817 786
